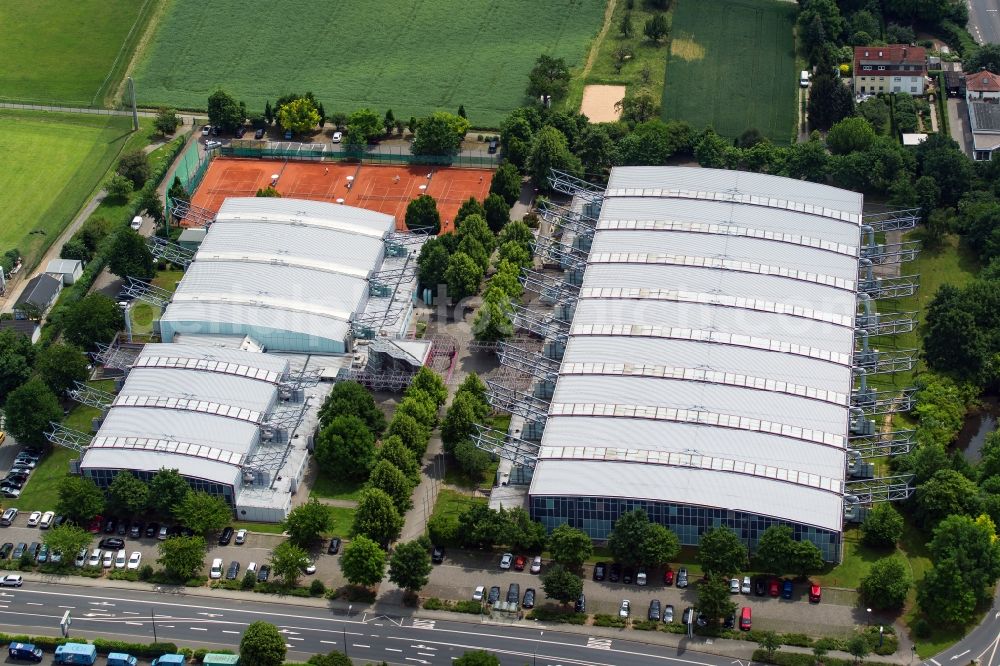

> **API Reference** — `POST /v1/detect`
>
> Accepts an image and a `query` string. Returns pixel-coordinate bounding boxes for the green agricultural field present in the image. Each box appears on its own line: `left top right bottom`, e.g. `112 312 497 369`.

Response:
133 0 605 128
0 0 159 106
0 110 136 268
662 0 797 144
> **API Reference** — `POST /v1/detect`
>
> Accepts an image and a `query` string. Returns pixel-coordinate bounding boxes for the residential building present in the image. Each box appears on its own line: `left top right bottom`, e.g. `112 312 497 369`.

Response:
853 45 927 95
966 70 1000 102
14 273 62 320
969 101 1000 160
45 259 83 285
0 319 40 344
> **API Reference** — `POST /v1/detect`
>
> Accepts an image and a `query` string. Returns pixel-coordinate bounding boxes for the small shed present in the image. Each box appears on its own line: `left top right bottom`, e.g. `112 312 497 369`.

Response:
14 273 62 319
902 133 929 146
46 258 83 285
0 319 40 344
944 70 965 98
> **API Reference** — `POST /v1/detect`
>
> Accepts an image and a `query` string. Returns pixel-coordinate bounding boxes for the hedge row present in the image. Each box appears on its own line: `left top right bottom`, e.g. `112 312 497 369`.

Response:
752 649 897 666
422 598 483 614
525 608 587 625
592 614 626 628
938 20 980 58
0 634 178 658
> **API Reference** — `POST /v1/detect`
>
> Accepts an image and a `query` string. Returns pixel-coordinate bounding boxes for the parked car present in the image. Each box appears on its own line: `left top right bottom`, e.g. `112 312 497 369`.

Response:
1 486 21 497
103 518 116 534
663 604 674 623
431 545 444 563
202 125 211 136
210 558 223 579
663 567 674 586
114 549 127 569
636 567 647 586
87 549 101 567
283 130 292 140
754 576 767 596
742 576 752 594
487 586 501 604
246 562 257 575
129 522 143 538
328 537 342 555
782 579 794 599
74 548 87 567
513 555 527 571
226 561 241 580
2 574 24 587
235 529 247 545
37 544 49 563
26 543 39 560
0 542 12 558
12 543 27 560
303 560 316 575
218 527 234 545
623 567 634 585
809 583 822 603
1 508 18 526
257 564 270 582
682 607 693 625
235 127 247 139
729 578 741 594
205 140 222 150
331 131 343 143
648 599 661 621
499 552 513 570
117 521 128 536
619 599 631 618
487 138 498 154
530 556 542 574
211 126 220 136
522 588 536 609
593 562 607 581
127 552 142 570
99 538 124 550
26 511 41 527
1 479 23 490
101 550 114 568
254 128 265 140
677 567 689 588
506 583 520 604
158 525 169 540
769 577 780 597
575 594 586 613
472 586 484 601
609 562 621 583
740 606 752 631
145 522 160 538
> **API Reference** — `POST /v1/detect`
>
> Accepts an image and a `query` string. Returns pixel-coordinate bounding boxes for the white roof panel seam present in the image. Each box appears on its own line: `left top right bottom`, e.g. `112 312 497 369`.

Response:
194 252 371 279
171 292 353 322
213 212 387 239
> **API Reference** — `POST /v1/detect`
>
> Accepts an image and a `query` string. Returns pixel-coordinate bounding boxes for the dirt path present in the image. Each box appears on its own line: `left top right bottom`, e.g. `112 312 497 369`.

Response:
580 0 619 80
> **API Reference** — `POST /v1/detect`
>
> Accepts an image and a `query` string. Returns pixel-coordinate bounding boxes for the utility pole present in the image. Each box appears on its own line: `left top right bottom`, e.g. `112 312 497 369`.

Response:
127 77 139 131
151 608 157 643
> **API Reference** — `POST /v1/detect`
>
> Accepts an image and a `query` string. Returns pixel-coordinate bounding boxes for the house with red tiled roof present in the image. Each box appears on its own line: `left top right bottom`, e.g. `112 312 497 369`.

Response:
966 70 1000 102
853 45 927 95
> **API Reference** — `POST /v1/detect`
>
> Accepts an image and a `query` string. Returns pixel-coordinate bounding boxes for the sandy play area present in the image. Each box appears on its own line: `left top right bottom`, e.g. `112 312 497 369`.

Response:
581 84 626 122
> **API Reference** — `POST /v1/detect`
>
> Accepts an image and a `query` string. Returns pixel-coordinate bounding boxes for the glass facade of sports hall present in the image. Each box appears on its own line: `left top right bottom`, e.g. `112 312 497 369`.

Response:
84 468 236 508
530 495 841 562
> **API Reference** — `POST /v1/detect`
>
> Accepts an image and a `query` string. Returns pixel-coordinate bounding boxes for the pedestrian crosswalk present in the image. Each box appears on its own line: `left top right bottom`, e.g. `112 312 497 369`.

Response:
411 619 436 630
586 637 612 650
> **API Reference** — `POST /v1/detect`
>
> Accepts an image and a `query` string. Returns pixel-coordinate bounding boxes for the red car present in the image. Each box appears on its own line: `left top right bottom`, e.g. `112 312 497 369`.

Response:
809 583 822 603
768 577 780 597
87 515 103 534
513 555 527 571
663 567 675 586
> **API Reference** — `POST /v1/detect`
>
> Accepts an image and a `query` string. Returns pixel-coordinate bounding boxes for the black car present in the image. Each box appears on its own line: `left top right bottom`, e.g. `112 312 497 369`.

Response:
431 546 444 564
100 537 124 550
648 599 662 621
117 521 128 536
53 515 67 528
609 562 621 583
211 126 220 136
103 518 116 534
129 522 144 538
169 524 183 538
724 612 736 630
26 542 39 559
574 594 586 613
487 585 501 604
226 561 241 580
0 542 12 558
1 479 23 490
682 607 693 625
507 583 520 604
145 522 160 538
218 526 234 545
328 538 342 555
12 543 26 560
254 128 265 140
257 564 271 582
235 127 247 138
487 139 498 154
623 567 634 585
522 588 536 609
754 576 767 596
593 562 606 581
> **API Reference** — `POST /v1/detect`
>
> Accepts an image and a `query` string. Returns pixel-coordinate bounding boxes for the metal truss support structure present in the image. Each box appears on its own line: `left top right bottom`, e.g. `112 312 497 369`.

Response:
353 254 414 338
68 381 114 411
858 274 920 299
386 229 428 251
533 235 590 272
549 170 606 205
845 474 915 503
147 236 195 267
852 387 917 415
466 335 541 355
853 349 918 374
861 240 921 265
520 269 580 305
345 368 415 392
862 209 919 233
498 342 560 383
94 340 143 371
121 276 172 308
168 197 216 228
537 200 599 237
486 380 550 423
510 303 569 342
45 423 93 453
849 430 915 458
471 423 540 468
857 311 918 336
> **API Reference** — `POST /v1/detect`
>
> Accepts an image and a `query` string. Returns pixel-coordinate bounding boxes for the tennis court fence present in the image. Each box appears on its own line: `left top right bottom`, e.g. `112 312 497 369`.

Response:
220 140 499 169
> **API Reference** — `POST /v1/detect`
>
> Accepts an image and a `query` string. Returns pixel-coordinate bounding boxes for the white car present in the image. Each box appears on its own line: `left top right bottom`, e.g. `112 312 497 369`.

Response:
530 556 542 574
210 558 223 579
26 511 42 527
114 549 127 569
246 561 257 574
234 529 247 545
499 552 513 570
1 574 23 587
304 561 316 575
473 585 485 601
619 599 631 618
102 550 114 568
742 576 752 594
205 140 222 150
127 551 142 570
74 548 88 567
87 549 102 567
729 578 741 594
39 511 55 529
331 131 343 143
636 568 647 586
130 215 143 231
202 124 211 136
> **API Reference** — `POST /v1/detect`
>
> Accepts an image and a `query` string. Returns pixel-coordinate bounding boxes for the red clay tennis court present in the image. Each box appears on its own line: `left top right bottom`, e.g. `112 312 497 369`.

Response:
189 158 493 232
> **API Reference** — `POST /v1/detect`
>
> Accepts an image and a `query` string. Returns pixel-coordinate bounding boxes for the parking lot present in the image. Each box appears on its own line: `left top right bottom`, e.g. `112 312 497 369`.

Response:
423 550 863 637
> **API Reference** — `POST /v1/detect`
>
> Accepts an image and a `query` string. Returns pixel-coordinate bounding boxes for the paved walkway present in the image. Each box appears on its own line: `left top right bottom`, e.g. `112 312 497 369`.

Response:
0 100 204 127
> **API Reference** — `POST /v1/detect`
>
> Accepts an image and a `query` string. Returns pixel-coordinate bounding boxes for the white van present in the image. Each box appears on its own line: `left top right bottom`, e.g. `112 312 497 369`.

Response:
800 70 810 87
114 549 127 569
210 558 224 579
130 216 143 231
39 511 55 529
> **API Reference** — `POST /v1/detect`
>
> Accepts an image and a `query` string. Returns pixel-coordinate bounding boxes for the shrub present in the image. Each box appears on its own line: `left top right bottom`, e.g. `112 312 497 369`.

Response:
526 608 587 624
310 579 326 596
592 614 627 628
631 620 661 631
139 564 154 581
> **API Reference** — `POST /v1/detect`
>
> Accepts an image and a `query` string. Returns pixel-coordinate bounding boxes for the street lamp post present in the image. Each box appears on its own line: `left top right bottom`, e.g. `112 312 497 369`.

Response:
533 631 544 666
866 607 872 627
151 609 157 643
343 605 352 658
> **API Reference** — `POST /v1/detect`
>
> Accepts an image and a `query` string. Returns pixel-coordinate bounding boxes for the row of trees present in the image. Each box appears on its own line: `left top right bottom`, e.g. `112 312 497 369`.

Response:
440 374 492 481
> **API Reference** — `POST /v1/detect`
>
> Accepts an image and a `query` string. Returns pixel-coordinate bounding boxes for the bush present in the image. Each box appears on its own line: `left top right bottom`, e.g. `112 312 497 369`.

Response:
592 614 627 628
108 570 140 581
526 608 587 624
139 564 154 581
421 598 483 614
92 640 178 657
781 633 813 647
631 620 661 631
752 649 898 666
309 579 326 596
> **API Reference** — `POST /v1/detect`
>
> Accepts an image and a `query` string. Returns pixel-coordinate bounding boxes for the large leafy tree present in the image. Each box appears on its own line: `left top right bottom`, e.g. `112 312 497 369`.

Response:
34 342 88 395
541 563 583 604
697 575 737 625
454 652 500 666
483 193 510 234
442 391 490 452
472 291 514 343
240 621 287 666
826 116 876 155
117 151 151 189
367 460 414 512
385 412 431 458
457 214 496 255
408 367 448 407
527 126 583 191
4 377 62 447
207 89 245 131
417 237 451 293
0 328 35 398
107 471 151 516
405 194 441 234
548 524 593 570
346 108 383 145
377 435 422 485
808 73 854 131
698 527 748 577
318 380 385 435
56 476 105 523
914 469 982 526
276 97 321 134
107 229 155 280
489 163 521 206
63 293 124 349
526 55 571 100
919 557 977 625
42 525 92 569
351 487 404 545
506 507 548 552
340 535 387 587
928 514 1000 605
388 539 433 593
149 468 191 515
154 107 180 136
755 525 802 574
608 510 679 567
860 503 904 549
922 285 989 381
270 541 310 587
444 251 483 301
157 535 207 579
283 498 333 547
967 43 1000 75
314 414 376 481
412 112 470 156
860 556 911 609
173 491 232 534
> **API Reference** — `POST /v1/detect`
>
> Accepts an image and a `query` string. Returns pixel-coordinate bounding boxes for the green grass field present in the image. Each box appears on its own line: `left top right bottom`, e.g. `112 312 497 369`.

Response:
133 0 605 128
662 0 797 143
0 110 139 268
0 0 159 106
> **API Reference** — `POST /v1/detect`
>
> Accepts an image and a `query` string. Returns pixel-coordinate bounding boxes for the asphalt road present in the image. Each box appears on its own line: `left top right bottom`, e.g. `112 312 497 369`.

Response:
929 586 1000 666
968 0 1000 45
0 581 732 666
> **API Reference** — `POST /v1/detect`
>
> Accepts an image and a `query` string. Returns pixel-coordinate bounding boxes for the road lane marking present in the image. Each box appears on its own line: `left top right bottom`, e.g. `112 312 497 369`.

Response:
287 638 304 642
587 637 612 650
930 659 942 665
419 652 436 657
319 641 337 645
404 660 429 665
125 622 142 626
222 631 239 635
951 650 970 661
190 627 208 631
58 606 74 609
411 619 435 629
385 649 402 653
353 644 370 649
26 602 43 606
